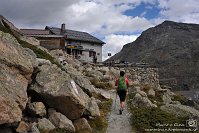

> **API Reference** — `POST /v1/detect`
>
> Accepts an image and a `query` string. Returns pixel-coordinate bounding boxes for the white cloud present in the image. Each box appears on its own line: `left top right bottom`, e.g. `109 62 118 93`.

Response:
0 0 80 28
62 1 153 34
0 0 154 32
157 0 199 24
102 34 139 61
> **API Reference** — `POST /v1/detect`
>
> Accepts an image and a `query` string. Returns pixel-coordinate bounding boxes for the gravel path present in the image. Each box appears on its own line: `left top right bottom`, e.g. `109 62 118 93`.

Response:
106 92 133 133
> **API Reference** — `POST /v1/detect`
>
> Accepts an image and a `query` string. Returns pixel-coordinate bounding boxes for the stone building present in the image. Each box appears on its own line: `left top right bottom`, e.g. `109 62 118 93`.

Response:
21 24 105 62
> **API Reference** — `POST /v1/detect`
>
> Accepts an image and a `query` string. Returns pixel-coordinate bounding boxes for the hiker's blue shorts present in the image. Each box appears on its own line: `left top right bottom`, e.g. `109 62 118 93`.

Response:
117 90 127 102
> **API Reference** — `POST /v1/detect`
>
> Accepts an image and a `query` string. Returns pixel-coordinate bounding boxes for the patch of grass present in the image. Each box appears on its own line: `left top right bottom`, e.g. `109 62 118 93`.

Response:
148 95 164 107
90 78 113 90
88 99 112 133
127 92 136 106
0 26 13 34
49 128 71 133
0 26 62 68
130 107 188 133
92 92 111 102
38 128 49 133
172 94 188 105
128 92 136 100
76 130 92 133
19 39 62 68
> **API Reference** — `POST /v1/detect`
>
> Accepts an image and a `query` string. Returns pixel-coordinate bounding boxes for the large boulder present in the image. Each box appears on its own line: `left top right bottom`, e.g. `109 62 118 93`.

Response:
97 66 110 75
0 31 35 124
160 104 199 118
37 118 55 132
73 118 92 133
86 70 104 80
101 91 111 100
50 49 81 69
71 74 96 97
94 88 112 100
16 121 30 133
131 93 157 108
84 97 100 117
162 93 172 104
67 66 82 76
30 123 40 133
147 89 156 97
102 75 112 82
36 58 51 66
0 31 35 79
29 64 89 120
134 86 147 97
27 102 46 117
156 88 174 104
49 111 75 133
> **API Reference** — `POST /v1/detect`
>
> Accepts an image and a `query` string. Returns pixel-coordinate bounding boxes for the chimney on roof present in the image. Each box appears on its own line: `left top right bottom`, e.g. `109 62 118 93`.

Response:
61 23 65 33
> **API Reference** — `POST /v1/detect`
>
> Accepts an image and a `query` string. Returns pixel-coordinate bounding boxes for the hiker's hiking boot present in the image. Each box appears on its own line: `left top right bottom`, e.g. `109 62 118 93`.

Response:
119 108 124 115
119 109 122 114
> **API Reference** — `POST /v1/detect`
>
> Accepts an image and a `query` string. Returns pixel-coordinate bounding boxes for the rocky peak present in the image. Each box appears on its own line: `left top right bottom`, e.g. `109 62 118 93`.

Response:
141 20 199 40
107 21 199 91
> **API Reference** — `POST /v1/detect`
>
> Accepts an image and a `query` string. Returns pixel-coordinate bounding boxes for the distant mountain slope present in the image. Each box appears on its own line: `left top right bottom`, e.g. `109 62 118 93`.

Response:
107 21 199 90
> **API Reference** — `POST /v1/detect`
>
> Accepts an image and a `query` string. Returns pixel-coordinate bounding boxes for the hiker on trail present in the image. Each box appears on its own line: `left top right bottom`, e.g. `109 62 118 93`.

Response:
111 60 115 67
93 54 97 64
115 70 129 114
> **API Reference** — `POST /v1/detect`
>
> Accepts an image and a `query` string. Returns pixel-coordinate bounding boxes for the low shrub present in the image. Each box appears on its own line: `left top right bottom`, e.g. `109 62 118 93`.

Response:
130 107 188 133
148 95 164 107
172 94 188 105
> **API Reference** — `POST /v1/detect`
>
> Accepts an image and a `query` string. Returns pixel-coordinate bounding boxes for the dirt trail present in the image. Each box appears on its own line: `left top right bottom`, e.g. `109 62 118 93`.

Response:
106 91 133 133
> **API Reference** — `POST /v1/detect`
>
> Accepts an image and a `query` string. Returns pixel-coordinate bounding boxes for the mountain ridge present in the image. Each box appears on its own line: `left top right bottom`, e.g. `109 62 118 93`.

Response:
106 20 199 90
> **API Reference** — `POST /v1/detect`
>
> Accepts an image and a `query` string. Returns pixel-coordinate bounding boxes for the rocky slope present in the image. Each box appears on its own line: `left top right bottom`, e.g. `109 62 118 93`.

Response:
107 21 199 91
0 16 103 133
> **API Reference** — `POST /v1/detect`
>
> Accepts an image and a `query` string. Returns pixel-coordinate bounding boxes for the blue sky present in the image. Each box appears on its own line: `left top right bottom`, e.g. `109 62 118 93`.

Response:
124 2 160 19
0 0 199 60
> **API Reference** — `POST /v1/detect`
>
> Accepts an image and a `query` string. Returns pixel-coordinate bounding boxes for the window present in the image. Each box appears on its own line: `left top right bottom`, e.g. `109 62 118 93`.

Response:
89 51 96 57
97 53 100 55
89 51 93 57
78 51 82 55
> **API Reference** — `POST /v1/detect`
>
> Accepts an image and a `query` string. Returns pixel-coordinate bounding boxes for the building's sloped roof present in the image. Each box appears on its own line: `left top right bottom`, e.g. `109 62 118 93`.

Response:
46 27 105 44
20 29 50 35
25 34 64 38
20 29 63 38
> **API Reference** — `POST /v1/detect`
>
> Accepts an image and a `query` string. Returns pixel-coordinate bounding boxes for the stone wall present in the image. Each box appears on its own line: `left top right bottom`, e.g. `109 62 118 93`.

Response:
128 67 161 89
